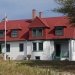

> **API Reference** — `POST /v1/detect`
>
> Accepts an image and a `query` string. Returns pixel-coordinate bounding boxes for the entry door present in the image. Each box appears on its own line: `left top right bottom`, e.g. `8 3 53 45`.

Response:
55 44 61 57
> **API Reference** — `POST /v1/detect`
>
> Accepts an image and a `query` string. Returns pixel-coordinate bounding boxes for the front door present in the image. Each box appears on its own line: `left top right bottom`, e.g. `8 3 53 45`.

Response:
55 44 61 58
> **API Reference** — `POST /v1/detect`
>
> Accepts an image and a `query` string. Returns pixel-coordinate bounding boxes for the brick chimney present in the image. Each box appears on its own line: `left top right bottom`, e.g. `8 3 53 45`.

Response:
32 9 36 20
39 12 42 18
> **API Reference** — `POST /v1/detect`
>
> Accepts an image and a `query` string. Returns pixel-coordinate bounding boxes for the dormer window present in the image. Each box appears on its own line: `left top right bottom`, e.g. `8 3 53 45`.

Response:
55 26 64 36
32 28 43 37
11 29 18 37
0 30 4 37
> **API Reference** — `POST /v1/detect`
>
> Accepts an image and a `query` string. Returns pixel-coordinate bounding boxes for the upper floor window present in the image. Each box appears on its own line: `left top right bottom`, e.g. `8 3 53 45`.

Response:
0 30 4 37
32 28 43 37
11 30 18 37
55 26 64 36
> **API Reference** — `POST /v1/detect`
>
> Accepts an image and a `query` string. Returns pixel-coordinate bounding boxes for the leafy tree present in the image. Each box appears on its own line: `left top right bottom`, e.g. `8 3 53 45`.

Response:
54 0 75 25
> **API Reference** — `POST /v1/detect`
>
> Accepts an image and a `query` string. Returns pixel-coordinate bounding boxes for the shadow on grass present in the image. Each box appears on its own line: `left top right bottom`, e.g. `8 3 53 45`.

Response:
16 60 75 72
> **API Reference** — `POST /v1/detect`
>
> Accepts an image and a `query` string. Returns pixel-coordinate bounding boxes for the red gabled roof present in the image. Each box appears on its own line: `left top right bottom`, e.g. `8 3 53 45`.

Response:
0 16 75 41
29 16 49 28
44 16 69 27
44 16 74 39
0 20 30 41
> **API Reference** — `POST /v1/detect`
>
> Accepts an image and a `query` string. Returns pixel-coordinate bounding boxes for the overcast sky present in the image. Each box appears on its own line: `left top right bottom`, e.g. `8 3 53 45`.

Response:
0 0 63 20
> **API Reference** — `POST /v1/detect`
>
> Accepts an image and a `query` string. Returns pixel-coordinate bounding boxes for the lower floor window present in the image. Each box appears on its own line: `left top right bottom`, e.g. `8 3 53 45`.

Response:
19 43 24 52
0 44 2 53
39 42 43 51
33 43 37 51
35 56 40 60
6 44 10 52
33 42 43 51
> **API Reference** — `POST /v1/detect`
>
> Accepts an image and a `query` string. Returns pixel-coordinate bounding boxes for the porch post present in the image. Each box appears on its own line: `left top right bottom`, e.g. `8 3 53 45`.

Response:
69 40 72 61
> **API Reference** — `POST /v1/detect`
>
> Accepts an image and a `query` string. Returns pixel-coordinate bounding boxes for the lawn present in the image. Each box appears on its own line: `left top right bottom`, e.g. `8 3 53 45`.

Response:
0 60 75 75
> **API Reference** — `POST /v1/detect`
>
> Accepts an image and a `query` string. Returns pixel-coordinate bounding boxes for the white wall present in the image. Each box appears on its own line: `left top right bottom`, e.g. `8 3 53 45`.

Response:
70 40 75 61
27 40 54 60
1 40 54 60
1 40 71 61
2 41 27 60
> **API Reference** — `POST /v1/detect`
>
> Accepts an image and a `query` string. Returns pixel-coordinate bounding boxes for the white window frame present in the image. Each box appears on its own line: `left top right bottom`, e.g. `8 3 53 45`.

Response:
33 41 43 52
32 28 43 37
0 30 4 37
11 30 18 37
55 26 64 36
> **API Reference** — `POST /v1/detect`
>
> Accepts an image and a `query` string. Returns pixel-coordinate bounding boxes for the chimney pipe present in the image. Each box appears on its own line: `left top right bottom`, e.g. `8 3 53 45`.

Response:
32 9 36 20
39 12 42 18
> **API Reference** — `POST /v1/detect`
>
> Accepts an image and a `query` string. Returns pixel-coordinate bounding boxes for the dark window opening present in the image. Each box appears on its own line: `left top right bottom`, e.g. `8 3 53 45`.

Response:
6 44 10 52
32 28 43 37
55 26 64 36
35 56 40 60
33 43 37 51
11 30 18 37
19 43 24 52
39 42 43 51
0 44 2 53
0 30 4 37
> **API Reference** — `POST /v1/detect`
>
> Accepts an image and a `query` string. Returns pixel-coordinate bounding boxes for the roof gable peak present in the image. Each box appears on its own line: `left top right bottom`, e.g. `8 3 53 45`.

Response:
29 16 49 28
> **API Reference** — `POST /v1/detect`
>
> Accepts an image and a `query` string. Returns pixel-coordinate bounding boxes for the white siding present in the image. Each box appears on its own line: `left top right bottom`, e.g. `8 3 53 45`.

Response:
27 40 54 60
2 41 27 60
1 40 72 61
70 40 75 61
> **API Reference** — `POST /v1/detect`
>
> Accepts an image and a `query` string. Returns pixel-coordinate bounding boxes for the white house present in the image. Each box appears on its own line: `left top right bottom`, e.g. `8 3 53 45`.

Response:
0 10 75 61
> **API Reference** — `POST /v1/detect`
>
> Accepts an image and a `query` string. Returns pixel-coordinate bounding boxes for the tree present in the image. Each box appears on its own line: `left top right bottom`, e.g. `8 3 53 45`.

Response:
54 0 75 25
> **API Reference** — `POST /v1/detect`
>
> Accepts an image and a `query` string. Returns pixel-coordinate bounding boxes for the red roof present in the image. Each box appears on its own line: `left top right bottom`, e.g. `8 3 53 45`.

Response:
0 16 75 41
0 20 30 41
29 17 49 28
43 16 74 39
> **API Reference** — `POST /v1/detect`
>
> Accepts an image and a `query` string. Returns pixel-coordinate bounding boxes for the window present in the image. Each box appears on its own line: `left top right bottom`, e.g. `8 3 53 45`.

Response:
35 56 40 60
55 26 64 36
33 42 43 51
0 44 2 53
19 43 24 52
33 43 37 51
32 29 36 36
32 28 42 37
11 30 18 37
39 42 43 51
6 44 10 52
0 30 4 37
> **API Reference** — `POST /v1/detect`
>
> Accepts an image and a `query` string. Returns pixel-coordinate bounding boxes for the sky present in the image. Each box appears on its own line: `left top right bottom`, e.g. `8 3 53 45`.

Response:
0 0 63 20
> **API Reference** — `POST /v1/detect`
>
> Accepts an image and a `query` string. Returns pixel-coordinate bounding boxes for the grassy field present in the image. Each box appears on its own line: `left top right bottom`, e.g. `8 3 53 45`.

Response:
0 60 75 75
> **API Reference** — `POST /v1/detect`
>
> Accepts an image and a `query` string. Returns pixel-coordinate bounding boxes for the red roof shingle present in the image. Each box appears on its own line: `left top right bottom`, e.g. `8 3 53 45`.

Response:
0 16 74 41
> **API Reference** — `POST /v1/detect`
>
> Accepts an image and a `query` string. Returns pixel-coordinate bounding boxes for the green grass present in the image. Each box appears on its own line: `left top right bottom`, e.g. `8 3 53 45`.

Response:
0 60 75 75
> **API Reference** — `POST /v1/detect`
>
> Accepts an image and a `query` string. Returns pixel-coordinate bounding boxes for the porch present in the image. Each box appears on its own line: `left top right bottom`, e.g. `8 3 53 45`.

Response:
52 40 69 60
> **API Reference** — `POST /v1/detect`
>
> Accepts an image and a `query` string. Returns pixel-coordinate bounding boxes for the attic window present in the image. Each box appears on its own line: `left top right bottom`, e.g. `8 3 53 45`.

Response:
32 28 43 37
11 29 18 37
0 30 4 37
55 26 64 36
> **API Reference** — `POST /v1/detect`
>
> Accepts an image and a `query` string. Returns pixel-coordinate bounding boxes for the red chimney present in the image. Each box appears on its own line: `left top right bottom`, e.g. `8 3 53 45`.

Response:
39 12 42 18
32 9 36 20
